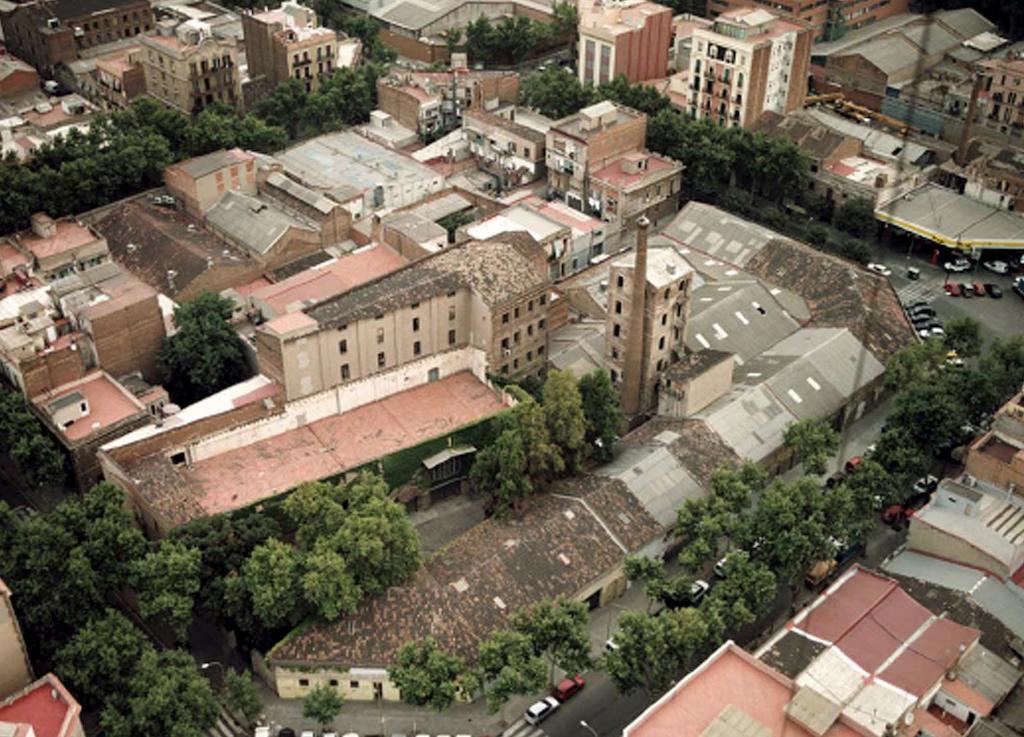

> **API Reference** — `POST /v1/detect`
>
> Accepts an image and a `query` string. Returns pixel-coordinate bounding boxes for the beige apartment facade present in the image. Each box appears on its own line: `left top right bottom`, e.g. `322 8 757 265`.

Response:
0 579 33 699
546 101 647 212
140 28 240 115
255 240 549 401
163 148 257 216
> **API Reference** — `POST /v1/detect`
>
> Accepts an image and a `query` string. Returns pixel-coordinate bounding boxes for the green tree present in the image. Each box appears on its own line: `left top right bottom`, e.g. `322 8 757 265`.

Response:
465 15 496 63
552 0 579 58
391 637 466 712
253 79 309 139
543 369 587 473
303 683 344 731
132 540 202 643
477 629 546 714
55 609 154 709
833 198 875 239
442 27 463 57
158 291 251 406
236 538 305 630
222 670 264 723
512 598 591 685
701 552 776 634
944 317 983 358
835 458 893 540
521 66 599 119
885 339 948 389
601 608 710 695
300 540 361 621
624 554 668 613
578 369 622 460
471 426 533 517
0 384 66 488
100 649 219 737
783 418 839 475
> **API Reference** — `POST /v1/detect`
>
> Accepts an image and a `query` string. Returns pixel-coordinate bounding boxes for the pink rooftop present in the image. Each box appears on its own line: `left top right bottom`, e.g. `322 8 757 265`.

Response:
592 153 677 188
252 244 407 317
624 642 862 737
185 371 507 515
0 674 82 737
33 372 144 442
19 221 98 260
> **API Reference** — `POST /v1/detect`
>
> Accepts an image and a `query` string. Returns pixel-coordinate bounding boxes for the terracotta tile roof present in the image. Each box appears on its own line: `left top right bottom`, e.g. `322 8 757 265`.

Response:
743 238 914 363
32 371 146 443
621 417 741 489
271 478 658 668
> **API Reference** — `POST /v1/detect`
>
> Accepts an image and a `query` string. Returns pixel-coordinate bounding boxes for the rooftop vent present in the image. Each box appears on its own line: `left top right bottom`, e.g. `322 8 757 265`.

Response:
493 596 506 610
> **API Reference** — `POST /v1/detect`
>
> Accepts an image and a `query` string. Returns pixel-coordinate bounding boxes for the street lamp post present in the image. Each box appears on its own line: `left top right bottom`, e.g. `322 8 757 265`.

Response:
581 720 599 737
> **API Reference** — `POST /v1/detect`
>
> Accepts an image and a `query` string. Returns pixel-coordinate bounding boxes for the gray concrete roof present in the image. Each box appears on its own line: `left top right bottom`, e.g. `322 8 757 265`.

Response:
205 192 315 256
663 201 777 269
265 172 336 215
701 384 796 462
598 442 705 527
406 192 474 223
685 280 802 362
876 183 1024 250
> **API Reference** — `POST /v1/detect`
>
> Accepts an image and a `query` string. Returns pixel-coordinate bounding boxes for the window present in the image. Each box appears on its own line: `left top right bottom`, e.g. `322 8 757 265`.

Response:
613 323 621 337
501 337 510 349
612 348 619 360
411 301 420 308
658 336 665 350
449 306 456 321
377 352 386 368
514 307 520 318
664 288 670 301
299 679 309 687
448 329 456 346
527 324 533 336
376 328 385 344
170 451 186 466
661 314 667 326
514 331 521 344
538 319 545 329
501 364 509 374
513 358 519 369
527 351 533 361
412 317 420 332
413 340 422 356
615 300 622 314
502 312 509 323
528 299 534 311
616 275 624 288
350 681 359 689
338 339 347 354
329 679 339 687
539 295 546 306
341 364 350 380
538 345 544 355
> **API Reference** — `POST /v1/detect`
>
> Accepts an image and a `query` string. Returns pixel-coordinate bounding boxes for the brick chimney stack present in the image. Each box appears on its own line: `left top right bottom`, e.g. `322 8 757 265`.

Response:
620 215 649 416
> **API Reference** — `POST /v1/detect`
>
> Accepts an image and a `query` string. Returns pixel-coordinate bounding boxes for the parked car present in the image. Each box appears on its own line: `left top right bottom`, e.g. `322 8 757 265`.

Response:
824 471 845 489
278 730 297 737
960 282 974 298
689 579 710 605
985 283 1003 298
844 456 863 474
944 258 971 272
944 282 962 296
604 637 619 653
1014 277 1024 299
972 282 987 297
525 696 560 725
905 300 929 310
552 675 586 702
300 731 317 737
867 262 892 276
906 305 936 318
983 260 1009 274
913 475 939 495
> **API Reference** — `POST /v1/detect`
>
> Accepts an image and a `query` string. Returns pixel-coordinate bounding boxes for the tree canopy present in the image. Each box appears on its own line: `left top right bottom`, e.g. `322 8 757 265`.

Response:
158 291 252 406
783 419 840 476
512 598 592 685
131 540 202 643
303 683 344 730
391 637 467 712
0 383 65 488
578 369 623 460
477 629 547 714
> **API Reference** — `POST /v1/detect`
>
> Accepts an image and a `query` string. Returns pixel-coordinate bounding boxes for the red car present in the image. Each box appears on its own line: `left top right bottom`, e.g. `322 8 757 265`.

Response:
844 456 863 474
552 675 585 702
972 282 986 297
944 282 961 296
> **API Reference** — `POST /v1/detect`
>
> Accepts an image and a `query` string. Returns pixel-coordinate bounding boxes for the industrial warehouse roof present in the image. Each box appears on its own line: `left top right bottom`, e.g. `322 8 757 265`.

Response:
876 183 1024 250
206 192 317 256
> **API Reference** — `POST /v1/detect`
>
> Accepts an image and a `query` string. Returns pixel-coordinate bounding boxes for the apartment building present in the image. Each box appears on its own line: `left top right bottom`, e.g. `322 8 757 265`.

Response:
0 579 32 700
139 21 240 115
0 50 39 98
68 46 146 111
687 8 812 129
546 100 647 212
706 0 909 41
578 0 673 86
243 1 348 101
14 213 110 282
464 106 549 190
982 55 1024 133
255 238 548 401
376 70 520 136
164 147 257 216
589 150 683 229
605 244 693 411
0 0 154 76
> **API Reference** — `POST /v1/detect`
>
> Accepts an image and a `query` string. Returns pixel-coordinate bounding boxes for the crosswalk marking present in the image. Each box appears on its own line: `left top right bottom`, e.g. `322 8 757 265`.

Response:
502 717 547 737
897 282 940 304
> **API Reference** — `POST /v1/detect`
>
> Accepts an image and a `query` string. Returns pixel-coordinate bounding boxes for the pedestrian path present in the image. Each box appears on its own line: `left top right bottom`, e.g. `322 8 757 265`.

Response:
207 706 248 737
502 717 549 737
896 281 940 305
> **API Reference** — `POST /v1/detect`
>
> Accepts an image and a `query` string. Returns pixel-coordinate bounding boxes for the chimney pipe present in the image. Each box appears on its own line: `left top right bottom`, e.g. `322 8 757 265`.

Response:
956 72 988 166
620 215 650 416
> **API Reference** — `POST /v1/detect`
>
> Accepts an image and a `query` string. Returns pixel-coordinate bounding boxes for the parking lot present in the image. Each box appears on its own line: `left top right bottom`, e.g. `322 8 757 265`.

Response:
867 247 1024 345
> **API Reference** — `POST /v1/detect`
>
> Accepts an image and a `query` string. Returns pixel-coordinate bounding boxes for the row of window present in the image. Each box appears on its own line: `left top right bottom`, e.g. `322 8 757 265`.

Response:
500 295 546 324
339 332 457 379
499 319 546 350
499 344 545 374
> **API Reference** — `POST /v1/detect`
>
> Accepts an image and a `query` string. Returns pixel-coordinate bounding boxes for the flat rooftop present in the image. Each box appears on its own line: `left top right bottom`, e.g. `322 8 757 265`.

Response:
19 220 99 260
33 372 144 442
183 371 505 517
